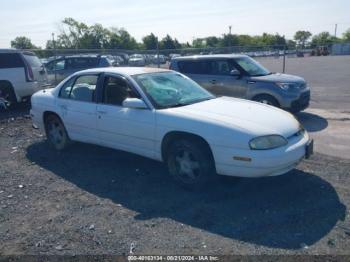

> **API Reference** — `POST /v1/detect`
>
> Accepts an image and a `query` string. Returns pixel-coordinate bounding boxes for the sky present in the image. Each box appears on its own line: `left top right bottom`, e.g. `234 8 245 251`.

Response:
0 0 350 48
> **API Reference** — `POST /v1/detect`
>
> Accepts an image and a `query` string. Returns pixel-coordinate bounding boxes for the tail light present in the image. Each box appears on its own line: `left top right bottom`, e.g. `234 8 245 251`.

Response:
23 59 34 82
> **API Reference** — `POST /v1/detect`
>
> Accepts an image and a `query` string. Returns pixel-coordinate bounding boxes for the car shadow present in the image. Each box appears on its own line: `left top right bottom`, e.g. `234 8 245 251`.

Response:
26 141 346 250
0 102 31 121
296 112 328 132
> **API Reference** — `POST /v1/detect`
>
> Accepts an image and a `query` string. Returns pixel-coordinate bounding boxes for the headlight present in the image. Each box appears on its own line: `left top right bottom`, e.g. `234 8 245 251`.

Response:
249 135 288 150
276 82 294 90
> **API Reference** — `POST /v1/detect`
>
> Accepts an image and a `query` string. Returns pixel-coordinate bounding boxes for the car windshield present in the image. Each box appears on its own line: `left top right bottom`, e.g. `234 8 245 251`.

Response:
235 56 271 76
133 72 215 109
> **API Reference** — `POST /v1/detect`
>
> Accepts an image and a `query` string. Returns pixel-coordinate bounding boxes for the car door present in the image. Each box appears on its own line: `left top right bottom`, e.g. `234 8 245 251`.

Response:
206 59 248 98
96 74 156 159
46 59 66 84
56 74 100 144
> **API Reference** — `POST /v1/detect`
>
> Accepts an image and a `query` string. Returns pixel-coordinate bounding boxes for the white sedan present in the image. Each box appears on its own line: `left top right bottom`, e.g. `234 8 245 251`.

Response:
30 67 313 188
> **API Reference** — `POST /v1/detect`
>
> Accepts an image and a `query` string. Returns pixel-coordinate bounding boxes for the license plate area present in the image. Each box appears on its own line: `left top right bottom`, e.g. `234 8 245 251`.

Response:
305 139 314 159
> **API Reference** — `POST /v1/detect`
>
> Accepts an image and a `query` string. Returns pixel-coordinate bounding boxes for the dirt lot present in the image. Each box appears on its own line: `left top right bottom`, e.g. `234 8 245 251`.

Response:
1 56 350 256
0 104 349 256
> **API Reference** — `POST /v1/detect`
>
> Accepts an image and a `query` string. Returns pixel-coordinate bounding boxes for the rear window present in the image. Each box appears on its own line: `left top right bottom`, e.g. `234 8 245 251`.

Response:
0 53 25 68
66 57 99 69
23 53 42 67
177 60 211 74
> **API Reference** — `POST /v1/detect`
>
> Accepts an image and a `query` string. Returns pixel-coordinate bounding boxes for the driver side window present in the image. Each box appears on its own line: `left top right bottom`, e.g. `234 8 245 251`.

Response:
102 76 140 106
46 59 65 71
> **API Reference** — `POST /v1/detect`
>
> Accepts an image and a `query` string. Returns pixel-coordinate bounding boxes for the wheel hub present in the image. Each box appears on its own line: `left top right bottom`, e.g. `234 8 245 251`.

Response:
175 151 200 179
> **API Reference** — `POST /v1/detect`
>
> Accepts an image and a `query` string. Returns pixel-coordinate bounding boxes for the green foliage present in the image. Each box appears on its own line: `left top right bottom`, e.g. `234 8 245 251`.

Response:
142 33 158 50
10 18 350 51
294 31 312 47
342 29 350 42
159 35 181 50
10 36 37 49
311 32 340 47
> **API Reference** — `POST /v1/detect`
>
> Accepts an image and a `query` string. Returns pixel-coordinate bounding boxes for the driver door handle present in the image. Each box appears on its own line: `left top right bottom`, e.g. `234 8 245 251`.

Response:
211 80 217 84
97 110 107 115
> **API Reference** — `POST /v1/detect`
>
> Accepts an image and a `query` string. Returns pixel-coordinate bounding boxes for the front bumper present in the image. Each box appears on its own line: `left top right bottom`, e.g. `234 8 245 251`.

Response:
213 132 313 178
287 90 310 112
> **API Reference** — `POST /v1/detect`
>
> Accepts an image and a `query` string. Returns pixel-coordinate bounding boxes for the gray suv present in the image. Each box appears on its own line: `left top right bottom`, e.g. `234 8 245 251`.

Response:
45 54 113 85
170 55 310 112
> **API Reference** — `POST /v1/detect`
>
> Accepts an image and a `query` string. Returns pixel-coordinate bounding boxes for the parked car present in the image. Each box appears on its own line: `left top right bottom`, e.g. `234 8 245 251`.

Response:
152 54 166 64
170 54 310 112
170 53 181 60
128 54 146 66
30 67 313 189
45 54 113 85
0 49 49 109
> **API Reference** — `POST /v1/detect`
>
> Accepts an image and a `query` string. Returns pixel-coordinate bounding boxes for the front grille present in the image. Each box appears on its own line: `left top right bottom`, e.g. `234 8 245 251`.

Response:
291 90 310 112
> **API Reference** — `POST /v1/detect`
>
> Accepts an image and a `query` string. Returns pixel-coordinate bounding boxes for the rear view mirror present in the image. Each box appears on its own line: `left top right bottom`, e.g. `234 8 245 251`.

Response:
230 69 241 76
122 98 148 109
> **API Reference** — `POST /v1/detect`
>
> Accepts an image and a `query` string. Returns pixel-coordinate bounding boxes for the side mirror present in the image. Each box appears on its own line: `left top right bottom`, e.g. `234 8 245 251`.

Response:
122 98 148 109
230 69 241 77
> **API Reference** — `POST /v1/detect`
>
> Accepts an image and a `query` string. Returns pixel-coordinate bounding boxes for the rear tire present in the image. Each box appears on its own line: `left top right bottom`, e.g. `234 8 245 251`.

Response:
44 114 70 151
0 82 17 110
253 94 279 108
166 138 215 190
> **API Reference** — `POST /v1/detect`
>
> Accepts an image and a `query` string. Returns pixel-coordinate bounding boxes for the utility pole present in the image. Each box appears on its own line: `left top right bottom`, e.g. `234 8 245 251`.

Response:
334 24 338 37
156 37 160 68
229 25 232 35
52 33 57 85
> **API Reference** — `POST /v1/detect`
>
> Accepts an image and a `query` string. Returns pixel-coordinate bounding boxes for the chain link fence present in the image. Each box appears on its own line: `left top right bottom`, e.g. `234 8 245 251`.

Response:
27 43 337 86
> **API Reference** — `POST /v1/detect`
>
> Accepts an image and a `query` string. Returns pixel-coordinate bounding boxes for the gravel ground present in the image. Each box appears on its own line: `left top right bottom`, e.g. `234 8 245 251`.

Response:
0 106 349 256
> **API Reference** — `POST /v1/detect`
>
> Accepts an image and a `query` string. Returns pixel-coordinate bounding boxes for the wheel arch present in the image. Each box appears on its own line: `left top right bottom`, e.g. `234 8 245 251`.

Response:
43 111 62 125
0 80 18 102
251 93 280 107
161 131 215 164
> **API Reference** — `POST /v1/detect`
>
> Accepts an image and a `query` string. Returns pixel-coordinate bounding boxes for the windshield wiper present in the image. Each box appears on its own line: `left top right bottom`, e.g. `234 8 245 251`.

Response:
166 97 215 109
166 102 191 108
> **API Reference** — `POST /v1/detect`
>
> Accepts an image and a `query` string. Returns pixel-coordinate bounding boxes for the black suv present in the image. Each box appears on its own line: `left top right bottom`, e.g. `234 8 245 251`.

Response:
45 54 113 85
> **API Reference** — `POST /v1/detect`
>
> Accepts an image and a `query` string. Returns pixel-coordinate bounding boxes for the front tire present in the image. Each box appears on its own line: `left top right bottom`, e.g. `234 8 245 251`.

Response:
253 94 279 108
44 114 70 151
166 139 215 189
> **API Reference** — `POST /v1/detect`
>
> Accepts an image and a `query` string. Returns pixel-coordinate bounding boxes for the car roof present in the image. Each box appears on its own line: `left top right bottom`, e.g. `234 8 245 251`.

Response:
172 54 248 61
79 67 171 76
0 49 37 56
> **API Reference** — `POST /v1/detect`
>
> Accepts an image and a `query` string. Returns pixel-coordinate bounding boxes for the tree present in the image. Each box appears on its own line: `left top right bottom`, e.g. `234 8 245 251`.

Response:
311 31 339 47
343 28 350 42
192 38 206 48
220 34 239 47
205 36 220 47
159 35 180 50
294 31 312 48
10 36 36 49
142 33 158 50
58 17 89 48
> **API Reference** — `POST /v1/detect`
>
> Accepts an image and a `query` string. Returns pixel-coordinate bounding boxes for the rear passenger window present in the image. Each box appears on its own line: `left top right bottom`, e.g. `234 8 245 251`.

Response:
177 61 210 75
70 75 98 102
0 53 24 68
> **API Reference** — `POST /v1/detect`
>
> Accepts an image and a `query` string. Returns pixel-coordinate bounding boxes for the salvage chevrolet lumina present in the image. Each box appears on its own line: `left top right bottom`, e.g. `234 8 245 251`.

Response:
30 67 313 188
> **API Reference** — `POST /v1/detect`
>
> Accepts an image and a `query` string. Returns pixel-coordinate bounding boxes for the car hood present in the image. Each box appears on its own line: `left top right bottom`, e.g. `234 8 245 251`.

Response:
164 97 300 138
250 73 305 84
